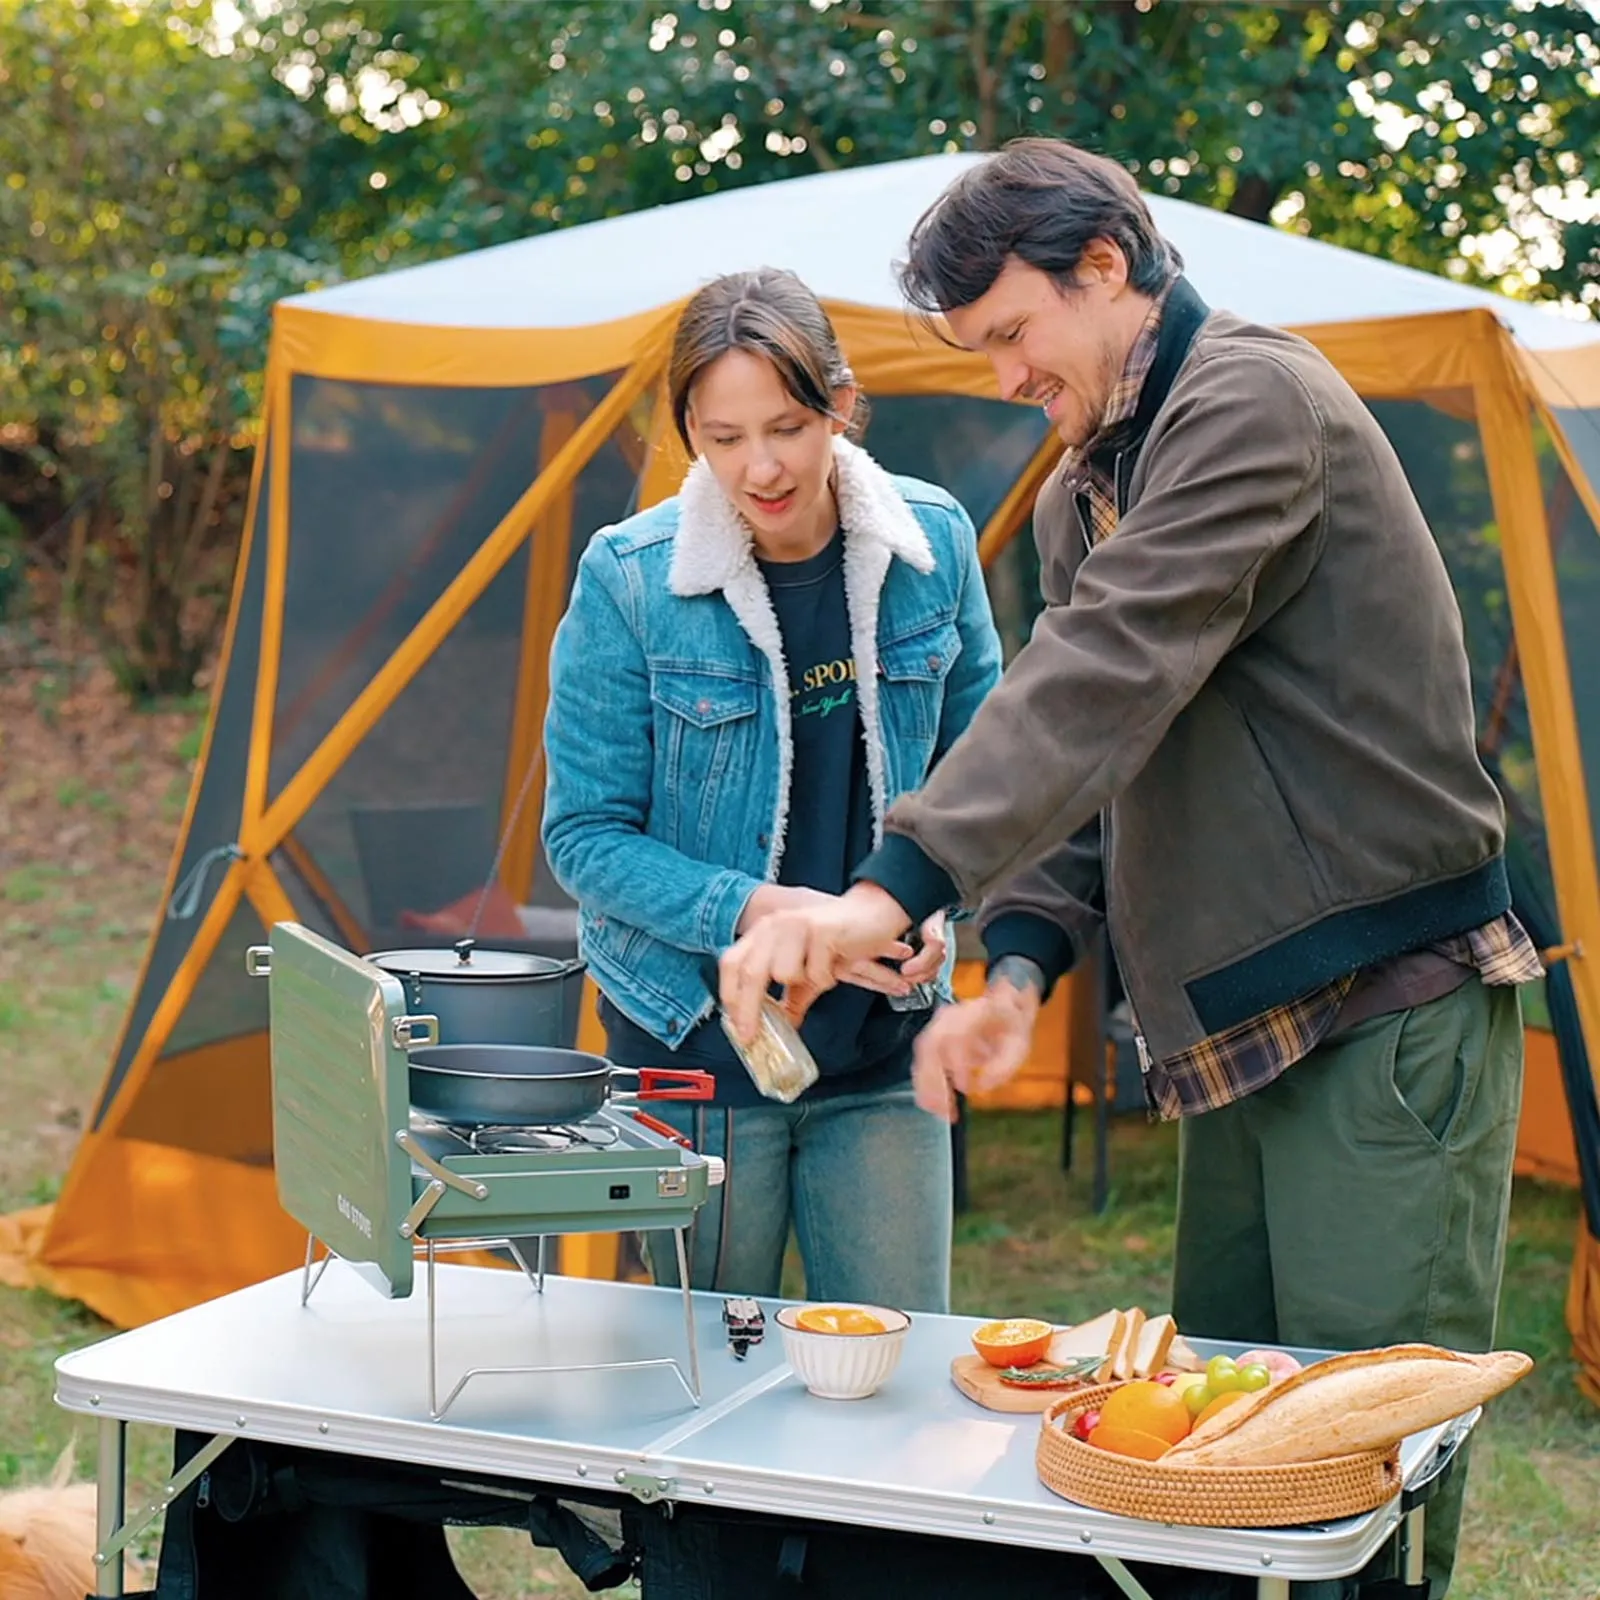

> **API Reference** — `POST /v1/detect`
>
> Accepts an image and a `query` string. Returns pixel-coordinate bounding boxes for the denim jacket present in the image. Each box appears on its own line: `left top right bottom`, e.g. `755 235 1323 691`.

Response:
542 436 1004 1049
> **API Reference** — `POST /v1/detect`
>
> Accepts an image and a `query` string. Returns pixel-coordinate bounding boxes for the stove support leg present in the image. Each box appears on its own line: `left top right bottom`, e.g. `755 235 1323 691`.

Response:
507 1237 548 1294
300 1231 335 1306
674 1227 702 1401
93 1416 126 1597
427 1239 440 1420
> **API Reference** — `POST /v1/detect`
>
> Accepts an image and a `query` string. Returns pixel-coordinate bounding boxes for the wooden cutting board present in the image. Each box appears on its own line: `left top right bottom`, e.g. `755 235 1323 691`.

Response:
950 1354 1094 1414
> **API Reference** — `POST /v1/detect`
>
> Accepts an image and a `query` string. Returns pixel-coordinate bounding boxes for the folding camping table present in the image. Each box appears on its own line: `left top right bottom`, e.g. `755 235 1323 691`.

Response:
54 1263 1470 1600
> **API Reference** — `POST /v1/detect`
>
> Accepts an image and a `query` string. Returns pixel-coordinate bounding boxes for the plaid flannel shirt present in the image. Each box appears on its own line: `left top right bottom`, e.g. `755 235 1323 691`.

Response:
1068 286 1545 1119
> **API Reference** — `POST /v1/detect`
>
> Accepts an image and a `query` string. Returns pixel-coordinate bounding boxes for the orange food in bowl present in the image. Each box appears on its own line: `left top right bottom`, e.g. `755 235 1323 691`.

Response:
1194 1389 1251 1428
971 1318 1054 1368
795 1306 888 1336
1085 1422 1174 1461
1097 1379 1193 1446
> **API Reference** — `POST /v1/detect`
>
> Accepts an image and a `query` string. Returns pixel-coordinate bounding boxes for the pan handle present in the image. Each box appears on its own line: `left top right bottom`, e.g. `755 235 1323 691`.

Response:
617 1067 716 1102
631 1109 694 1147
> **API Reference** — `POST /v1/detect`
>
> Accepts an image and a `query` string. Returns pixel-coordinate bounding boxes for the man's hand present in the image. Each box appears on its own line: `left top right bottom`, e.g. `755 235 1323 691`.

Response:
719 881 912 1043
912 967 1042 1123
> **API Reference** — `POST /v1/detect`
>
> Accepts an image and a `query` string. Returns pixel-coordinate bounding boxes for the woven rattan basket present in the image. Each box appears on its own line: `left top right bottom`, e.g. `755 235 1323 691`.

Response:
1036 1383 1402 1528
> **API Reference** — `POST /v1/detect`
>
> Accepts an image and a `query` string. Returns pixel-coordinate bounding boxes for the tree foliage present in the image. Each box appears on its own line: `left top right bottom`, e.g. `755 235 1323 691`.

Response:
2 0 1596 699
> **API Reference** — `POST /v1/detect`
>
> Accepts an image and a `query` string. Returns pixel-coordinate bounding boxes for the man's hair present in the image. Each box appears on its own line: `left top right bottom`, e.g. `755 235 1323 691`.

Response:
899 138 1181 315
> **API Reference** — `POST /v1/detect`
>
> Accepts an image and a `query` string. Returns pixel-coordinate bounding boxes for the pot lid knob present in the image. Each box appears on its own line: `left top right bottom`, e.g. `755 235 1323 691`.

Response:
453 937 476 966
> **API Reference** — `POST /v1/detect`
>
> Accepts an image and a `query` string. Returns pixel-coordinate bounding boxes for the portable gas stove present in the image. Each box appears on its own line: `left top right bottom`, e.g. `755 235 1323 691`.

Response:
247 922 723 1419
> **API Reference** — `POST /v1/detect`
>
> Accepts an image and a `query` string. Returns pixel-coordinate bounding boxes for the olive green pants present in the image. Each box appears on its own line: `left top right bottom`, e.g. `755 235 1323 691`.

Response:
1172 978 1524 1598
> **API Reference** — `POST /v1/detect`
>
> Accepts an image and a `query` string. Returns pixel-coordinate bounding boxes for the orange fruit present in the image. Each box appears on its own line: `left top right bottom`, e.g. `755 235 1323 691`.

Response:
795 1306 887 1335
1086 1422 1173 1461
1194 1389 1251 1429
972 1318 1054 1368
1097 1379 1193 1446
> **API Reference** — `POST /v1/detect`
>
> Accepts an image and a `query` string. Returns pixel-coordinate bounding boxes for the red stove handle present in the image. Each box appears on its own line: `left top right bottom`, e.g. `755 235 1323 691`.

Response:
631 1108 694 1147
636 1067 716 1102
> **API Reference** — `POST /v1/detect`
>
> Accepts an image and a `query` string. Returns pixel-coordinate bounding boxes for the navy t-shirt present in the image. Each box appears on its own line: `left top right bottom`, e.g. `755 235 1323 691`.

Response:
602 529 924 1105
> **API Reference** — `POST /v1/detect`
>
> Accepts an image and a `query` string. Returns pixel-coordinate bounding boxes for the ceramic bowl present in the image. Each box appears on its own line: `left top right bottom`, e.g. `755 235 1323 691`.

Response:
775 1303 911 1400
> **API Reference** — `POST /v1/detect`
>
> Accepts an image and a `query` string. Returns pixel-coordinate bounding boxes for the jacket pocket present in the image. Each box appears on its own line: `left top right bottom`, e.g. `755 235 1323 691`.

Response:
648 666 761 855
879 617 960 755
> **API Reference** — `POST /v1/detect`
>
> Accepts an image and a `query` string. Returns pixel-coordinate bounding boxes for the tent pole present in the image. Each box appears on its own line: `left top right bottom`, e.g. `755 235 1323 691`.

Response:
1473 320 1600 1100
241 355 293 839
499 400 583 904
245 319 676 865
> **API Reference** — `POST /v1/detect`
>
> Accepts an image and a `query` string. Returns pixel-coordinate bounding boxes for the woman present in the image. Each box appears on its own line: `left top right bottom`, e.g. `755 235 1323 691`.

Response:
542 268 1002 1312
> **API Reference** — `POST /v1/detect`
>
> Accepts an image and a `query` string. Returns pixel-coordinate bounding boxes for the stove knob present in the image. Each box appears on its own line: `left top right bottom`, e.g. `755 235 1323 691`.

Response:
702 1155 726 1188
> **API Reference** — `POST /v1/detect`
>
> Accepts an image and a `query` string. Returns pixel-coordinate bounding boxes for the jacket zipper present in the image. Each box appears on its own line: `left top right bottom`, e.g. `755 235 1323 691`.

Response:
1104 449 1157 1109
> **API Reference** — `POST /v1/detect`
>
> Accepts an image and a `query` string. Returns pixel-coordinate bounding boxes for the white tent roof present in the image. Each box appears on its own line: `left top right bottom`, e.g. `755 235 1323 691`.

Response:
286 151 1597 352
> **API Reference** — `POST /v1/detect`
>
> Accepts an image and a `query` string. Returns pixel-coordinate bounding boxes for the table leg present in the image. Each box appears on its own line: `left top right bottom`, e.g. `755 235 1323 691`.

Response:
1403 1502 1427 1586
1254 1578 1291 1600
93 1415 126 1597
1095 1555 1155 1599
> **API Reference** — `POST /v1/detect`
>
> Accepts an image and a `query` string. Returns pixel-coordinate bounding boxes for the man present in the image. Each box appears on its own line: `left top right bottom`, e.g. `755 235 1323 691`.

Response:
720 139 1540 1597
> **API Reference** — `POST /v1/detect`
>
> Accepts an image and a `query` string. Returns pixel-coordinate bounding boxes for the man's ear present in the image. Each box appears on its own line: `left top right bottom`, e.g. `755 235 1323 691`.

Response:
1075 237 1130 292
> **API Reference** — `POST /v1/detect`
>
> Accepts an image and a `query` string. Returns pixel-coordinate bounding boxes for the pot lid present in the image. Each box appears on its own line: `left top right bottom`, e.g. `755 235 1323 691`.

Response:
365 941 575 982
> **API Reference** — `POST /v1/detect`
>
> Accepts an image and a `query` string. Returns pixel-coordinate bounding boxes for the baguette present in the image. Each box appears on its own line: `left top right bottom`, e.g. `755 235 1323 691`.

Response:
1164 1344 1532 1467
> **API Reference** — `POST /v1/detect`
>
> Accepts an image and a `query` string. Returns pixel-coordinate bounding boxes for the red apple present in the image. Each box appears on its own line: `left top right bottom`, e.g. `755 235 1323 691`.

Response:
1073 1408 1102 1442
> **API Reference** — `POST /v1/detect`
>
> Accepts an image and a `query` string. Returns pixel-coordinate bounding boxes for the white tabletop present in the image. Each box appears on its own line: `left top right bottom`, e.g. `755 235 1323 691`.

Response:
56 1262 1451 1583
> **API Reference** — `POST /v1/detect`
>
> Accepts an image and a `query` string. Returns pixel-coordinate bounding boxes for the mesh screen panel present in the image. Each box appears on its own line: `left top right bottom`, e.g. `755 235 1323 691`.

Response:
270 378 597 801
267 376 647 955
95 453 268 1123
863 394 1050 533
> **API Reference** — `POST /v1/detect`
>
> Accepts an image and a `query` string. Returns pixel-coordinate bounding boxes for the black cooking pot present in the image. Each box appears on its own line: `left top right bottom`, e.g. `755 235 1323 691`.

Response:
365 939 585 1048
407 1043 714 1127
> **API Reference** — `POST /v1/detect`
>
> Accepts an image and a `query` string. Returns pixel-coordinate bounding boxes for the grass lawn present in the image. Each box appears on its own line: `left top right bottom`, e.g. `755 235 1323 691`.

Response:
2 661 1596 1595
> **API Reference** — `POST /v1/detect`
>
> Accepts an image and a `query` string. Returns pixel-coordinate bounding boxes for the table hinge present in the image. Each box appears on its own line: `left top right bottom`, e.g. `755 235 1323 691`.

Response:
616 1470 676 1506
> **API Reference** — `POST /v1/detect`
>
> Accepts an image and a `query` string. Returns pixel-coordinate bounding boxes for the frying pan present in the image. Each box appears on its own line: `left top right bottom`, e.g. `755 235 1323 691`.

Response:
408 1043 713 1127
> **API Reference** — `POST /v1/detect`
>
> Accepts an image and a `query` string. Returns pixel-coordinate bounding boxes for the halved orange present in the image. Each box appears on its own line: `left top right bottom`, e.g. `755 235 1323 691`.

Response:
794 1306 887 1336
971 1318 1054 1369
1085 1422 1173 1461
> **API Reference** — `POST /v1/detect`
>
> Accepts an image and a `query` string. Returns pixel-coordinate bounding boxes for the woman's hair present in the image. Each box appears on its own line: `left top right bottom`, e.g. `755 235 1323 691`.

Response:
667 268 868 449
899 137 1181 316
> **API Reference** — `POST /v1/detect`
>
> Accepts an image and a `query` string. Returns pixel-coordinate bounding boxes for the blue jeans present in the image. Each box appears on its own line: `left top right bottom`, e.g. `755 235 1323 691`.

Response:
645 1081 953 1314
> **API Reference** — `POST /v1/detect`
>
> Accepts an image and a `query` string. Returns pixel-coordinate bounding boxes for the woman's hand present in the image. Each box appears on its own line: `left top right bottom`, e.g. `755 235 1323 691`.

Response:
735 883 835 935
737 885 920 1000
894 910 949 987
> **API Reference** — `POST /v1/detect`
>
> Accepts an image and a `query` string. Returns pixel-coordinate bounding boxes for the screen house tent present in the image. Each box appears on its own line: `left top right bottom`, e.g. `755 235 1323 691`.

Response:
2 152 1597 1399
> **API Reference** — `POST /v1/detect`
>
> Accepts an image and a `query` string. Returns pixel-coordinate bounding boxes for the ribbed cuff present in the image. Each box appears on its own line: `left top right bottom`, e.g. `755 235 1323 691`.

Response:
854 832 959 926
982 912 1074 1000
